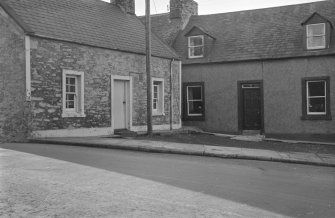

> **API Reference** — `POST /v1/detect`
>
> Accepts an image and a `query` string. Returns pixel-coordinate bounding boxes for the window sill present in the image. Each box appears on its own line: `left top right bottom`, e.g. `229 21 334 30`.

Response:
182 116 205 121
62 112 86 118
188 56 204 59
153 112 165 117
306 47 327 51
301 114 332 121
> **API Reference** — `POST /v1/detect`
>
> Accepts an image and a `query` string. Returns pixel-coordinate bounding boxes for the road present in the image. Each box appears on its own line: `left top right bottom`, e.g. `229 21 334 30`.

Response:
1 143 335 217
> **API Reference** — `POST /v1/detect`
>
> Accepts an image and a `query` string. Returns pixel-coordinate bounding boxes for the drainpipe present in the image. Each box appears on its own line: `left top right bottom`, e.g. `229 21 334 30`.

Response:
170 59 174 131
25 36 31 101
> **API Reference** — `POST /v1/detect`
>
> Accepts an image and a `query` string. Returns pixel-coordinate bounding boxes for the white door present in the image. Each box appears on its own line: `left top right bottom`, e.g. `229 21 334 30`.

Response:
113 80 129 129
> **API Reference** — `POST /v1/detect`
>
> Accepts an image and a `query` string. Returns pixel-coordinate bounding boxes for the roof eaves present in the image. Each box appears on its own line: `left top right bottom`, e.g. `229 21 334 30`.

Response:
0 0 34 34
183 53 335 65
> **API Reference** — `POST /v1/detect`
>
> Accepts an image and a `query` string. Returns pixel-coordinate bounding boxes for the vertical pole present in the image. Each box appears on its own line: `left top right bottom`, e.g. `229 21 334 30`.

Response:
145 0 153 135
169 59 174 131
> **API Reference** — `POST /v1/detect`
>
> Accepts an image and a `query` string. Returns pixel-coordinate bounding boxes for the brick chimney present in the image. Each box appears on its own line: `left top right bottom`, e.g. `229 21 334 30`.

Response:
114 0 135 15
170 0 198 20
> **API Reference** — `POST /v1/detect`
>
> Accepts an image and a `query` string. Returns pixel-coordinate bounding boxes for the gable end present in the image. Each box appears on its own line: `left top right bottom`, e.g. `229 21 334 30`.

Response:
301 12 333 27
0 0 33 34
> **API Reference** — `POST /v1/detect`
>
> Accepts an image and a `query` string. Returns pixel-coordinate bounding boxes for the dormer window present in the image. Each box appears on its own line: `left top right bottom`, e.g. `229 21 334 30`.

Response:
306 23 326 50
188 35 204 58
302 12 333 51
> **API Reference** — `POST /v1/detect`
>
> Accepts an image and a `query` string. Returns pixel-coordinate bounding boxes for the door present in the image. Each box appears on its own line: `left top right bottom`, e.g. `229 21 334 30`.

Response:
113 80 129 129
242 84 261 130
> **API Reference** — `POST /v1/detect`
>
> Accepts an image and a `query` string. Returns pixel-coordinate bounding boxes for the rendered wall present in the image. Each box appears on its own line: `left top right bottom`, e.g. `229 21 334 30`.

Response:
182 56 335 136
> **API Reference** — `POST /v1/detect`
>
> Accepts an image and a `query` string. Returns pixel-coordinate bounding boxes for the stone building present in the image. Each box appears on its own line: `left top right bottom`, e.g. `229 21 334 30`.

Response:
0 0 181 141
151 0 335 140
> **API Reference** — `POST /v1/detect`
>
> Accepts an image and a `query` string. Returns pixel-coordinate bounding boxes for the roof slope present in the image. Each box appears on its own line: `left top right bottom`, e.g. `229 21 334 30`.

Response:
0 0 178 59
139 13 184 46
173 1 335 64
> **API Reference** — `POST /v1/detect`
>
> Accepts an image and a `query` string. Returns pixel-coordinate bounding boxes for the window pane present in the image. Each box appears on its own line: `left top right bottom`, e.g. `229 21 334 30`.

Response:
190 47 204 57
153 99 157 110
308 97 326 113
307 24 325 36
308 81 325 96
190 37 203 46
66 77 76 85
188 86 202 100
307 36 326 48
154 85 158 96
69 77 76 85
67 94 75 101
69 85 76 93
188 101 203 115
66 101 75 109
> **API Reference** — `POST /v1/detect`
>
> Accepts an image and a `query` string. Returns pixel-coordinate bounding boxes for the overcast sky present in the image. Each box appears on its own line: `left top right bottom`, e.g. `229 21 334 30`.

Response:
105 0 326 15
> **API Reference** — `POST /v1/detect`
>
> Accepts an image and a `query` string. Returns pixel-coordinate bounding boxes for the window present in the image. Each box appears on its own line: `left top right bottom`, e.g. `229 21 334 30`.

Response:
153 83 159 111
152 78 164 116
302 77 331 120
306 23 326 50
188 35 204 58
183 82 205 121
62 70 85 117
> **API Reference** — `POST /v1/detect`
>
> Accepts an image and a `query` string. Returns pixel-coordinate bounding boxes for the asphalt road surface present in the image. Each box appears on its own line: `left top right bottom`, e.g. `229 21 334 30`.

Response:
1 143 335 217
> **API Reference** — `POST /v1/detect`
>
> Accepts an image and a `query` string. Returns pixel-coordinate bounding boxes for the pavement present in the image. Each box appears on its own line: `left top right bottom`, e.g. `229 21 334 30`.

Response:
29 135 335 167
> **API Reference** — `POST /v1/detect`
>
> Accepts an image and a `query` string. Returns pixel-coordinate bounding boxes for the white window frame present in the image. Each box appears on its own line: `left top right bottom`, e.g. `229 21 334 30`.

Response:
152 78 165 116
306 23 326 50
306 80 327 115
62 70 85 118
188 35 204 58
187 85 203 116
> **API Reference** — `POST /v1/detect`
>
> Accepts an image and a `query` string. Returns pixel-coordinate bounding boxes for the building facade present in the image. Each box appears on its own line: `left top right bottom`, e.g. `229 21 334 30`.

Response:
0 0 181 141
151 0 335 139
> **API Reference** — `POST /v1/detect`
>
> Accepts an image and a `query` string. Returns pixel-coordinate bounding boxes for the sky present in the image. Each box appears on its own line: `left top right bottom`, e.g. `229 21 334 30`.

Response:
105 0 326 15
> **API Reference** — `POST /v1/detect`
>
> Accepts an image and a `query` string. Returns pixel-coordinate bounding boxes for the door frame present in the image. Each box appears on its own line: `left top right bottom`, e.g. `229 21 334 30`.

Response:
111 75 133 132
237 80 264 134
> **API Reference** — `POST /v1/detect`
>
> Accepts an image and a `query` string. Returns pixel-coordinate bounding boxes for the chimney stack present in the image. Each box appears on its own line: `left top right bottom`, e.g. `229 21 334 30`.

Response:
170 0 198 19
114 0 135 15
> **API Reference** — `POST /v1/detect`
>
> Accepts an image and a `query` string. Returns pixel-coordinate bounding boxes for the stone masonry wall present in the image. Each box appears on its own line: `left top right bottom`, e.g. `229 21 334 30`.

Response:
0 7 28 141
30 37 181 132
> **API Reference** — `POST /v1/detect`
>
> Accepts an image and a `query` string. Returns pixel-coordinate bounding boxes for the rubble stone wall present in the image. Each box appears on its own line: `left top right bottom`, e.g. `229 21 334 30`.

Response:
0 7 28 141
30 37 181 132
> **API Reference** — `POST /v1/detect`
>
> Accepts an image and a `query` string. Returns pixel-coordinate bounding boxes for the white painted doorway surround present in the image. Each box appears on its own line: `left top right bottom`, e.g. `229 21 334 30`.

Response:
111 75 133 131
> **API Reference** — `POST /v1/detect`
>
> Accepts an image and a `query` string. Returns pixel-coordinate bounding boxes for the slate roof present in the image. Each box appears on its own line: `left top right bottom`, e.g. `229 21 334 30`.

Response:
172 1 335 64
139 13 184 46
0 0 179 59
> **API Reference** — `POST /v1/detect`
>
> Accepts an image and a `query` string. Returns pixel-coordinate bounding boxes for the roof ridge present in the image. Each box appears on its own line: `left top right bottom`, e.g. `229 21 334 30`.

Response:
173 0 335 64
2 0 179 59
138 12 170 18
194 1 328 17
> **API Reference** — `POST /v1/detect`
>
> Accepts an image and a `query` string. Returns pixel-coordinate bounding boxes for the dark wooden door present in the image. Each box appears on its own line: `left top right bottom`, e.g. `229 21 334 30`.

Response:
242 88 261 130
